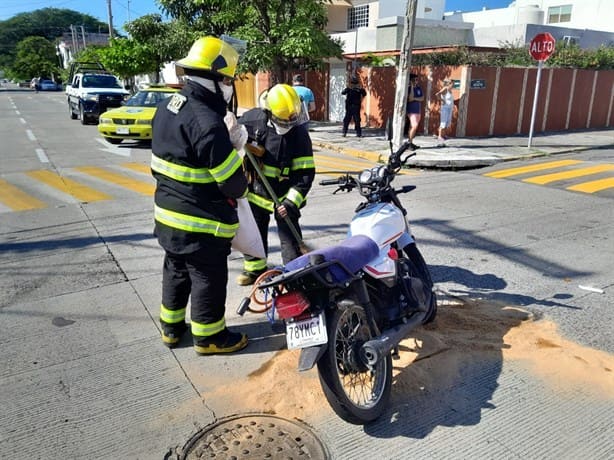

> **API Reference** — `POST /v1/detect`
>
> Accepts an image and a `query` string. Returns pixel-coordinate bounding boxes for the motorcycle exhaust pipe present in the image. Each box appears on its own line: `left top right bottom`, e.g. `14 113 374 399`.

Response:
360 314 424 366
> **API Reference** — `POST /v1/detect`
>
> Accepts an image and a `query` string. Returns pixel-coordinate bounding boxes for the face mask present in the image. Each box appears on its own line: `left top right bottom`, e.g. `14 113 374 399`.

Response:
221 84 234 103
272 123 291 135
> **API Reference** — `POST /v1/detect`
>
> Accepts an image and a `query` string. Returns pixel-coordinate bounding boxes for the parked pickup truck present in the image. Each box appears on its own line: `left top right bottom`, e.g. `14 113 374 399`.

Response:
66 62 130 125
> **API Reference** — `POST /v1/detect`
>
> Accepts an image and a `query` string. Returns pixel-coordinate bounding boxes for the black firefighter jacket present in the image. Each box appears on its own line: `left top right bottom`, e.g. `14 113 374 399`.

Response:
151 81 248 254
238 108 315 215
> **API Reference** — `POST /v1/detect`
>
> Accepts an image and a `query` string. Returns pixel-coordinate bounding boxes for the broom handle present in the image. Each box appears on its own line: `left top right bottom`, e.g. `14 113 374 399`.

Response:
243 145 306 250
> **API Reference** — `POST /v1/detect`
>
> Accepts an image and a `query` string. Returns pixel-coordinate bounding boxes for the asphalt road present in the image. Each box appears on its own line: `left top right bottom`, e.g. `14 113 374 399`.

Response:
1 90 613 459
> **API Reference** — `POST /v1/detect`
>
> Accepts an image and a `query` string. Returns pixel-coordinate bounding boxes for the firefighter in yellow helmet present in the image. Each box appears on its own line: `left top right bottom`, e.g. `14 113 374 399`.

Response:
236 83 315 285
151 36 249 354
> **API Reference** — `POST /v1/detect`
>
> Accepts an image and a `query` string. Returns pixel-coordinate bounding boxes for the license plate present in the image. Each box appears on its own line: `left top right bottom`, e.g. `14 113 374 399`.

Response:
116 127 129 134
286 312 328 350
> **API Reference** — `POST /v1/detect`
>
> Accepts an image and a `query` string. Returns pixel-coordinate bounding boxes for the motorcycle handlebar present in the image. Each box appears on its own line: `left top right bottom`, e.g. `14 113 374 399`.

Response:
320 178 341 186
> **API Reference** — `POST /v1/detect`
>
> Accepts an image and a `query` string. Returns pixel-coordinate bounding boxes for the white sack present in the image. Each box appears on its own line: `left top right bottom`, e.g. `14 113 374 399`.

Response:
231 197 266 259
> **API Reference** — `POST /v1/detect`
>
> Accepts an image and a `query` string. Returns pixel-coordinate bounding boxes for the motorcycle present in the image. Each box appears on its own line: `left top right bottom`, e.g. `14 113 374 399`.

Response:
237 128 437 424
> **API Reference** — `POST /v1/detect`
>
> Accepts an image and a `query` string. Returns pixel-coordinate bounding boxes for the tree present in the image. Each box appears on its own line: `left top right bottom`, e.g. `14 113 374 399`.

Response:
10 36 60 81
121 14 195 82
0 8 114 72
157 0 343 82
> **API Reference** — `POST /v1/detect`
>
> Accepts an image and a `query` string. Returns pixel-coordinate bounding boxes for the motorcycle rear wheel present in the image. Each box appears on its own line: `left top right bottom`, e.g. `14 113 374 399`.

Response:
317 301 392 424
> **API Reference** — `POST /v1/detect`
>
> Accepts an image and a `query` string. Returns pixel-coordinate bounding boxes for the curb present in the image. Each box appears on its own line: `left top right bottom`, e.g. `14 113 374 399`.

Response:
312 141 385 164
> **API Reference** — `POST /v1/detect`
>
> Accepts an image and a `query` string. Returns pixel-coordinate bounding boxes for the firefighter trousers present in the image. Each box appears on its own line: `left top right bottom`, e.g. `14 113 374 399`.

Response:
161 241 231 333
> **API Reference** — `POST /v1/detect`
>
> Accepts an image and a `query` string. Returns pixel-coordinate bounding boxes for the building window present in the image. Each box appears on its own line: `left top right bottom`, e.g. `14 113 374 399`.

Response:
547 5 572 24
563 35 580 46
347 5 369 30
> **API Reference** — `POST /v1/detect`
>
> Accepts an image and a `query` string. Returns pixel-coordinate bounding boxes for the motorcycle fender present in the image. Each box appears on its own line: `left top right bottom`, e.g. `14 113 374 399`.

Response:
297 345 326 372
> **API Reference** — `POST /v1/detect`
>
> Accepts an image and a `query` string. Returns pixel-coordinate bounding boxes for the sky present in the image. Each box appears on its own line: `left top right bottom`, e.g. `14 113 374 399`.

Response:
0 0 513 33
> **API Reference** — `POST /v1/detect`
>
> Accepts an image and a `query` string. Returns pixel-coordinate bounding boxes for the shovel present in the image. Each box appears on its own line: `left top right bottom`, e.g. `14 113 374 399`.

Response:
242 143 311 255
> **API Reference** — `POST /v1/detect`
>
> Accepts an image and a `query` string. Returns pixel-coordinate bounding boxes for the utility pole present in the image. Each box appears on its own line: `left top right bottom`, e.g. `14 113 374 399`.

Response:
107 0 114 40
392 0 418 150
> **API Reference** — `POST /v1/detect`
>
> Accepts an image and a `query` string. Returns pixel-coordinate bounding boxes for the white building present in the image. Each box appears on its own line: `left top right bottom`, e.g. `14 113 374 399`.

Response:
326 0 614 53
324 0 613 121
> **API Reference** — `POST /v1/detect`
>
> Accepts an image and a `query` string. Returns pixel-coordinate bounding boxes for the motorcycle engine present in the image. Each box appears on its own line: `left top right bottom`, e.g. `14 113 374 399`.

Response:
397 259 430 314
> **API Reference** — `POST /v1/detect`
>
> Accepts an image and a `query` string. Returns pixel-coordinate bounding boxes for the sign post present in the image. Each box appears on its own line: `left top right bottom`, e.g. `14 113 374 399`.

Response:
528 32 556 148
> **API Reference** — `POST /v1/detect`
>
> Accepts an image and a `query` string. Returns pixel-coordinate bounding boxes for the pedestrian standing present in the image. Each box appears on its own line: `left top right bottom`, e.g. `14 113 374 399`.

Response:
292 74 316 116
151 36 250 355
406 73 424 150
341 75 367 137
236 84 315 286
434 78 454 147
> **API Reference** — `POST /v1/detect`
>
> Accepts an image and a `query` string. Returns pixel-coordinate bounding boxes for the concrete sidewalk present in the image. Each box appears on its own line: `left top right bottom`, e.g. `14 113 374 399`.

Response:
308 122 614 169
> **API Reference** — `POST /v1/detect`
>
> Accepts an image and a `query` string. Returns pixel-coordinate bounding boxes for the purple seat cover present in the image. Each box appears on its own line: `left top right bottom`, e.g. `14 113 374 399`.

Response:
284 235 379 283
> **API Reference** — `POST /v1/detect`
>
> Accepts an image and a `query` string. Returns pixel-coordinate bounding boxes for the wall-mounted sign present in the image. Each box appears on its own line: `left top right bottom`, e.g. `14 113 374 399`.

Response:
470 79 486 89
452 79 461 89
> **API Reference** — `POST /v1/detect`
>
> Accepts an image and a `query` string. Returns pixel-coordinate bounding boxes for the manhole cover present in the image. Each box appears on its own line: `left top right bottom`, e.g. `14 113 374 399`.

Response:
179 414 329 459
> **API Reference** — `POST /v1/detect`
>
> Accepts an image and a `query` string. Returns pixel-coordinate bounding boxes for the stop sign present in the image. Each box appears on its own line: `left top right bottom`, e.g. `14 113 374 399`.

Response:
530 33 556 61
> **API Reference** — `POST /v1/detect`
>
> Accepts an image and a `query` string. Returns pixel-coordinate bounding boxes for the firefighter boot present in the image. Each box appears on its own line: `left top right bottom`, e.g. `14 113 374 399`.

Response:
193 328 248 355
236 269 266 286
161 322 188 348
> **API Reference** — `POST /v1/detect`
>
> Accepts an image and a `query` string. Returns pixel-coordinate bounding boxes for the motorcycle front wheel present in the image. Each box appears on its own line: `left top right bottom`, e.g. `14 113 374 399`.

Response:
317 301 392 424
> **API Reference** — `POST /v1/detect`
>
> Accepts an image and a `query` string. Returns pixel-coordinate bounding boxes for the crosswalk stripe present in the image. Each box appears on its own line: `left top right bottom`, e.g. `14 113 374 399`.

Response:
27 170 112 202
0 179 46 211
75 166 155 195
483 159 583 178
567 177 614 193
522 165 614 184
121 162 151 174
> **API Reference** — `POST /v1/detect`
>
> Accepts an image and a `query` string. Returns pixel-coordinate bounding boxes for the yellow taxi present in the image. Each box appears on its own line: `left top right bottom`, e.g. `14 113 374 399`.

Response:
97 84 180 144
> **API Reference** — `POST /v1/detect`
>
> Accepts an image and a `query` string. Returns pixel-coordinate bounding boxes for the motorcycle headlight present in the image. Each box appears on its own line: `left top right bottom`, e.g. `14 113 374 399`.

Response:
358 168 373 185
135 118 152 125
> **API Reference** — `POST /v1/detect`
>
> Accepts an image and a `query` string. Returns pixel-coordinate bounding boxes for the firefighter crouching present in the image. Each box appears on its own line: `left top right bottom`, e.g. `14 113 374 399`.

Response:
151 36 249 354
236 84 315 286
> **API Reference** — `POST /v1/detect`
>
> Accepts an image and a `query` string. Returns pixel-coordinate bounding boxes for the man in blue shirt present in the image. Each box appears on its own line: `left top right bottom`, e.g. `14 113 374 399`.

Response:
406 73 424 150
292 74 315 117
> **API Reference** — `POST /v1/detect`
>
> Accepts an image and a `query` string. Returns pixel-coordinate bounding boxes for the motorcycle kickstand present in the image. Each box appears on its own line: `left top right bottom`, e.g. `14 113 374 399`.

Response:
391 345 400 360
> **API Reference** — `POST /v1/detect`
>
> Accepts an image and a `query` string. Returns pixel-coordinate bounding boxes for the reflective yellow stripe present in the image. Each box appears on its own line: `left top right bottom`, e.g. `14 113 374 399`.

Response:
244 258 267 272
191 317 225 337
262 164 280 178
154 205 238 238
247 192 274 212
160 304 186 324
150 154 214 183
284 187 305 208
291 156 315 170
210 149 243 182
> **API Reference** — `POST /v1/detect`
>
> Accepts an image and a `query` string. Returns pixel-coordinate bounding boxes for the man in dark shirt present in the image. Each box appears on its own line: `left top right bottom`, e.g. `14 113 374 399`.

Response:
341 75 367 137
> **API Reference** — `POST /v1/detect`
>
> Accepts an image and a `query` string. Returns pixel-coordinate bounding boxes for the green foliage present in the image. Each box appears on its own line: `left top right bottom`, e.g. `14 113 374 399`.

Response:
0 8 114 72
9 36 60 80
410 42 614 70
99 39 160 80
157 0 343 81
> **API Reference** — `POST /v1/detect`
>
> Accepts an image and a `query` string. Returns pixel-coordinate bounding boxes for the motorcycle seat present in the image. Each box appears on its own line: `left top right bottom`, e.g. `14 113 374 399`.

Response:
285 235 379 283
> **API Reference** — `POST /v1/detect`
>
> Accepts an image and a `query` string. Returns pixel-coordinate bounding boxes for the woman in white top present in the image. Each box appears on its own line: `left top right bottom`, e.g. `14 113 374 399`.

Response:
434 79 454 146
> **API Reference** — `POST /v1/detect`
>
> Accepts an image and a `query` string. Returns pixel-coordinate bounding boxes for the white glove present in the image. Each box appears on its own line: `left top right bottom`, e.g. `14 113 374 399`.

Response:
224 111 248 151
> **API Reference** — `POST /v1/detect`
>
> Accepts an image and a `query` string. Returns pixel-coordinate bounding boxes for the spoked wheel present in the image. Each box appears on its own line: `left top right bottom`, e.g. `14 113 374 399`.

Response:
317 301 392 424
